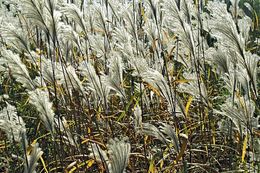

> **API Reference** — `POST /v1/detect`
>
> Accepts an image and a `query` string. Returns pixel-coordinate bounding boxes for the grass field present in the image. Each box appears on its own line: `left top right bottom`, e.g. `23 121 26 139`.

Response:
0 0 259 172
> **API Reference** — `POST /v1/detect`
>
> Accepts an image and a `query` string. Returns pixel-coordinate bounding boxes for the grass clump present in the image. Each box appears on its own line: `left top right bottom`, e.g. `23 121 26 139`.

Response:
0 0 259 172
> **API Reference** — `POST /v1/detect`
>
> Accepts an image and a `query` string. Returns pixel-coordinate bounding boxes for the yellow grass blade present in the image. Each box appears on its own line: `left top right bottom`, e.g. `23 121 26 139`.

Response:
241 133 248 163
174 79 191 84
148 159 157 173
185 96 193 117
254 10 259 28
40 156 49 173
175 134 188 163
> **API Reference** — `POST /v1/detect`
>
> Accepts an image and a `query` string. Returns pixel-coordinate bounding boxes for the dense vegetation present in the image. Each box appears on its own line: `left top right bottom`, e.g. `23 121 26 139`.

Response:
0 0 259 172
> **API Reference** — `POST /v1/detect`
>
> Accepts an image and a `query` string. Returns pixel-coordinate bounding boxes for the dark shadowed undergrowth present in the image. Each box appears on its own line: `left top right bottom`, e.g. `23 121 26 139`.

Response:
0 0 259 172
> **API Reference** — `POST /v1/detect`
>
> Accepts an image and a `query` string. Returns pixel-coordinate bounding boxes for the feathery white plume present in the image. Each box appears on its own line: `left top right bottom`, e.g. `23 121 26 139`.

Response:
0 48 34 90
104 55 126 99
108 138 131 173
79 61 109 106
141 69 175 114
23 143 43 173
28 89 55 134
0 103 26 142
89 138 131 173
215 96 256 134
